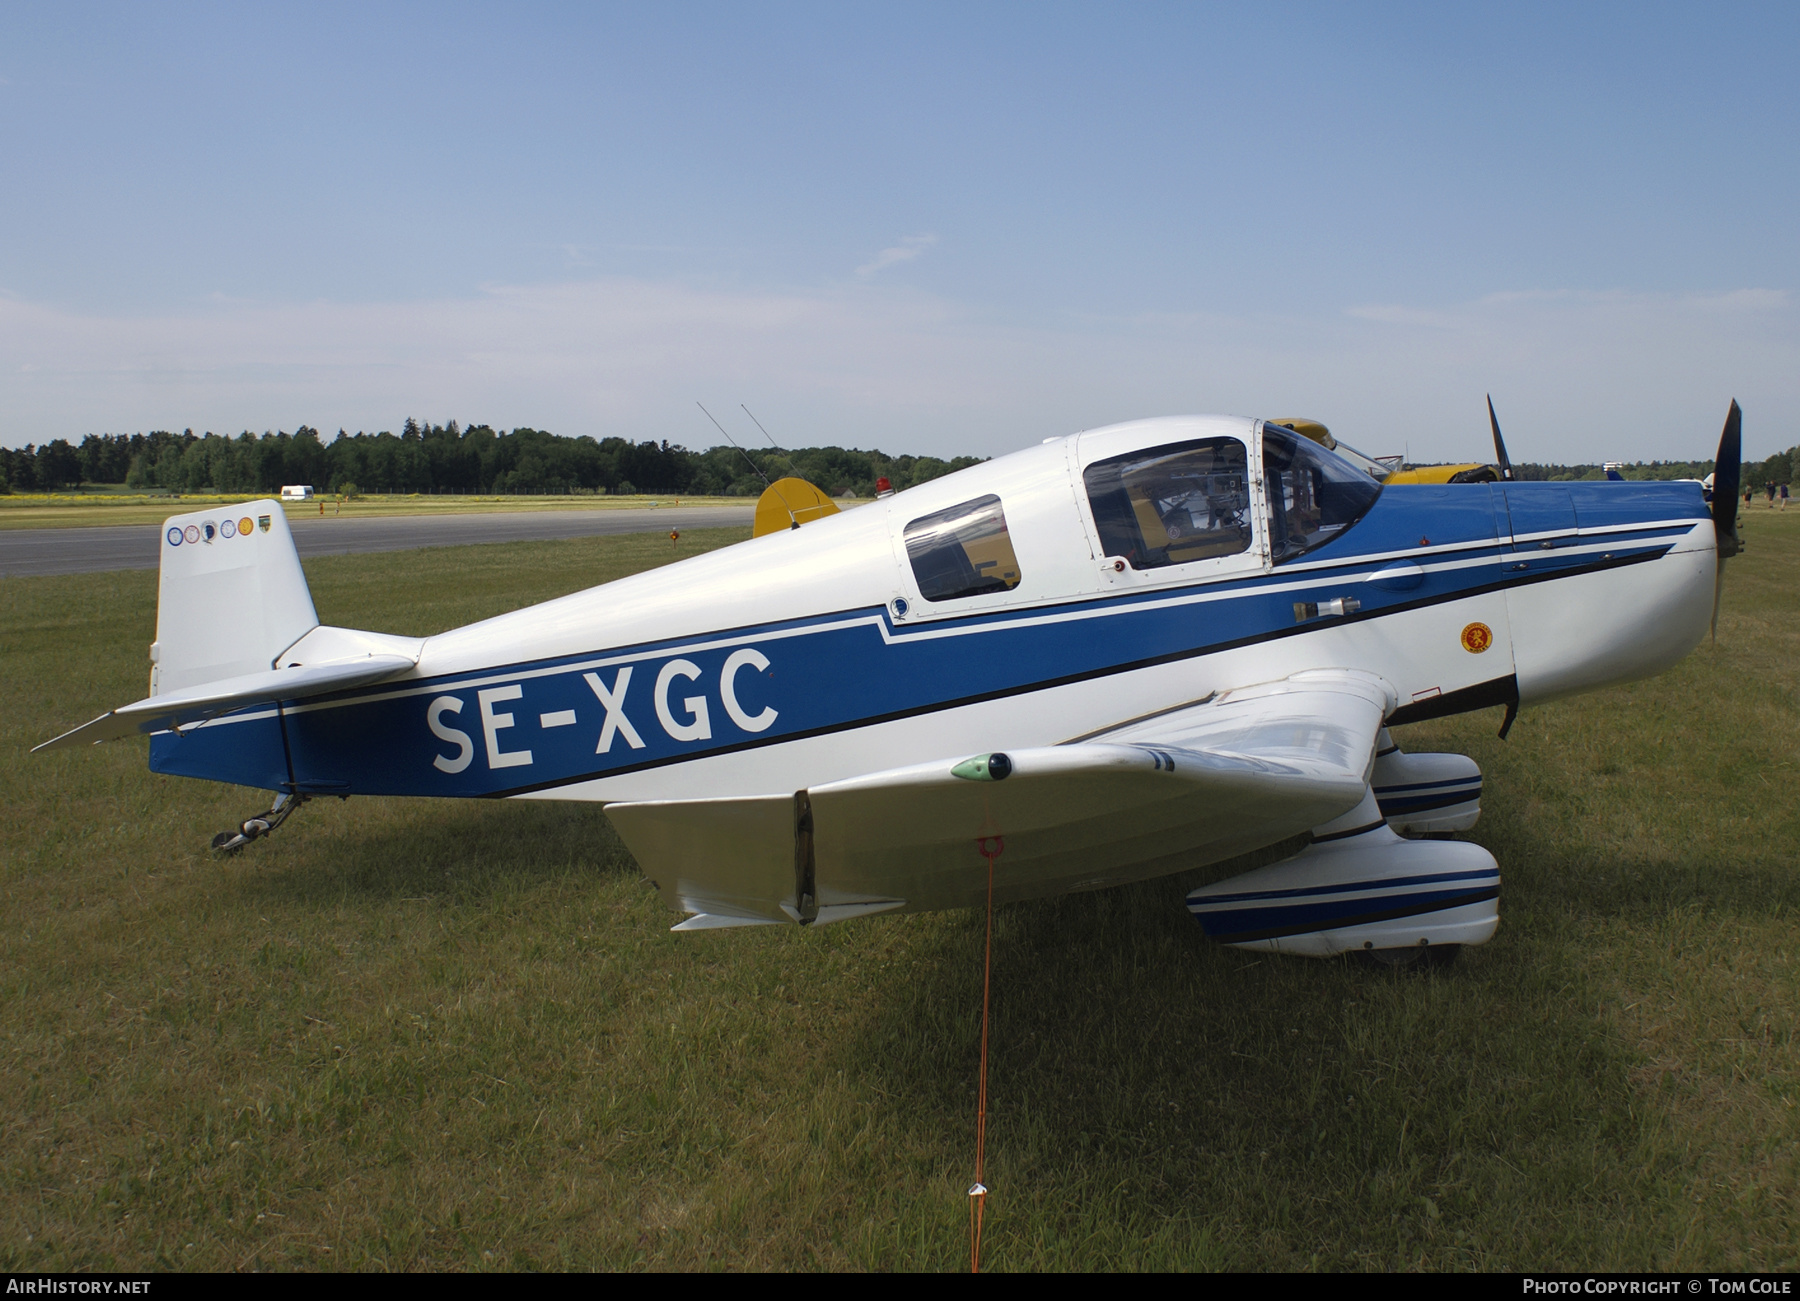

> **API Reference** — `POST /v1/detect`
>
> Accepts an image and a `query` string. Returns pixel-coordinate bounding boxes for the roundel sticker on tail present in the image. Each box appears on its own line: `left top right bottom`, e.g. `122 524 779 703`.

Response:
166 526 183 546
1461 622 1493 654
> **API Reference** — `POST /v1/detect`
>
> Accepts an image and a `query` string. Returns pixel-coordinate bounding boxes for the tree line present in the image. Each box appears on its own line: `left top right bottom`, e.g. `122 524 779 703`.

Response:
1 420 1793 497
1508 448 1797 487
0 421 986 498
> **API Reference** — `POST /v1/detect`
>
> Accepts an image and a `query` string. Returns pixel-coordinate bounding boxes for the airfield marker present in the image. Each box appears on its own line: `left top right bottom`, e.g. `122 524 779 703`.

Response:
970 833 1004 1273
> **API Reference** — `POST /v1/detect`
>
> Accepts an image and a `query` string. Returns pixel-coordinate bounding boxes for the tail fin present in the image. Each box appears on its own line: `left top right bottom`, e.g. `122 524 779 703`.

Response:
151 501 318 696
36 500 417 753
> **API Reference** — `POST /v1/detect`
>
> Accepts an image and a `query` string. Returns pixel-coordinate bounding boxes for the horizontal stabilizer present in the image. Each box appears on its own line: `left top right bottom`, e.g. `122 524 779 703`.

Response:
33 654 416 752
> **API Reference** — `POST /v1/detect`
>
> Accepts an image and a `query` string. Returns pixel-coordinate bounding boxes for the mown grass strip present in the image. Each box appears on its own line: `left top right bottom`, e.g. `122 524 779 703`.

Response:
1 517 1795 1270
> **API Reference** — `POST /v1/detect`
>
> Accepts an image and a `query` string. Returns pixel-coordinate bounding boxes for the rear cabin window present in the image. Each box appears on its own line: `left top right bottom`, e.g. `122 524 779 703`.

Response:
904 495 1023 602
1082 438 1252 569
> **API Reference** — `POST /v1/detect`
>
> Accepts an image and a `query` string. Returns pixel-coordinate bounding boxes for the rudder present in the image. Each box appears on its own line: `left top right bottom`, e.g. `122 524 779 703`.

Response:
152 501 318 695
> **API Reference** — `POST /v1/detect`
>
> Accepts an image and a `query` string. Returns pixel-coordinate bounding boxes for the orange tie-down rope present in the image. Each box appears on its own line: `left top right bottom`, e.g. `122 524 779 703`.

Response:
970 834 1004 1273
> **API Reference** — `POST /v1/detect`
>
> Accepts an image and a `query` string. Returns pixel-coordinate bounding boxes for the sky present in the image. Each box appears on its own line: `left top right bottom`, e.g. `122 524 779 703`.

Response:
2 2 1796 463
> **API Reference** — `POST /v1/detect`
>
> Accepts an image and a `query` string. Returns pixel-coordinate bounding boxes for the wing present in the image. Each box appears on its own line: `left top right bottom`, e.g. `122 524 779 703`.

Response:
605 669 1396 928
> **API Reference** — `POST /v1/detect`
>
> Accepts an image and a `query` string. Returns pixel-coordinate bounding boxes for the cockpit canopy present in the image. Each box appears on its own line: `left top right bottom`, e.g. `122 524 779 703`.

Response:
1079 423 1381 571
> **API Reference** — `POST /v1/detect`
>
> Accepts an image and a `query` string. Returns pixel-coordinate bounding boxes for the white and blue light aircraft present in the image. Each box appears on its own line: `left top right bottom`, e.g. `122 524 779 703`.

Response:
38 404 1745 963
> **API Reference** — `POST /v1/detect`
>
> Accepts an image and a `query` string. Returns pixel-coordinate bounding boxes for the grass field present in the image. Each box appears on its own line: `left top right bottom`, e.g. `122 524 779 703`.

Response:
0 493 758 530
2 513 1796 1271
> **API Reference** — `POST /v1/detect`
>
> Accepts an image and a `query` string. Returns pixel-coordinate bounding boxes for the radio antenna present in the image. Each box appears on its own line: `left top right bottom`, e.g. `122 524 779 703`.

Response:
696 402 769 487
740 404 803 480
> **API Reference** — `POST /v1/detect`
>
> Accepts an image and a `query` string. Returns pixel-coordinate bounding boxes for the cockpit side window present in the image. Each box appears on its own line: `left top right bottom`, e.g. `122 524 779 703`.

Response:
1261 424 1382 563
904 494 1023 602
1082 438 1252 570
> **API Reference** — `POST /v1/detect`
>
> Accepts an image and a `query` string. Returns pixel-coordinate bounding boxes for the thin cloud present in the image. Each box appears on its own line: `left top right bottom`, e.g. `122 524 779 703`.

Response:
856 234 936 278
1687 288 1789 313
0 279 1793 462
1344 304 1463 329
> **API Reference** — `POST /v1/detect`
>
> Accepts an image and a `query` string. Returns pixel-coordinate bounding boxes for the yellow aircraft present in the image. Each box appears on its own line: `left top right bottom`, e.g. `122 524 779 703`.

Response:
752 476 843 537
1271 397 1513 486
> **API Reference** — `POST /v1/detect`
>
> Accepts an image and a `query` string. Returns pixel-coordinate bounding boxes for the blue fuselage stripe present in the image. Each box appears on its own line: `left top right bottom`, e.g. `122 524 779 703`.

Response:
148 488 1704 797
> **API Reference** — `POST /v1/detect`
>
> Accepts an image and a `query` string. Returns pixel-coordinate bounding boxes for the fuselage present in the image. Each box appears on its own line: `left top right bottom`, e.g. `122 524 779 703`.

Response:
151 416 1717 802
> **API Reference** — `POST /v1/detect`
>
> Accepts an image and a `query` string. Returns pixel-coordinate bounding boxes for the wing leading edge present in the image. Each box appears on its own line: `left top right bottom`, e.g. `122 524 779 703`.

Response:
605 669 1396 928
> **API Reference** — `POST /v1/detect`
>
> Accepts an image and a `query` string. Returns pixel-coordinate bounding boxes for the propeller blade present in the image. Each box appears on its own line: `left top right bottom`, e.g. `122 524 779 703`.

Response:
1709 399 1743 641
1486 395 1513 481
1712 399 1742 558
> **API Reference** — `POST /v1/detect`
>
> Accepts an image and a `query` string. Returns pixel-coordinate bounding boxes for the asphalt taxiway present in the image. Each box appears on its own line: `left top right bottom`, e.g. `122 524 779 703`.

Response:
0 506 758 577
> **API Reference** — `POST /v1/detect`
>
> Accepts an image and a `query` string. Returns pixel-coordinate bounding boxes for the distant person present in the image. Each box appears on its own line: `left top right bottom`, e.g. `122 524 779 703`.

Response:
1782 483 1791 510
1767 482 1778 505
318 499 324 516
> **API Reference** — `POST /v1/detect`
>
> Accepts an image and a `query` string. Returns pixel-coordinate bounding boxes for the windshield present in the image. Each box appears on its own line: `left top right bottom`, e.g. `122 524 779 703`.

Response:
1261 424 1382 563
